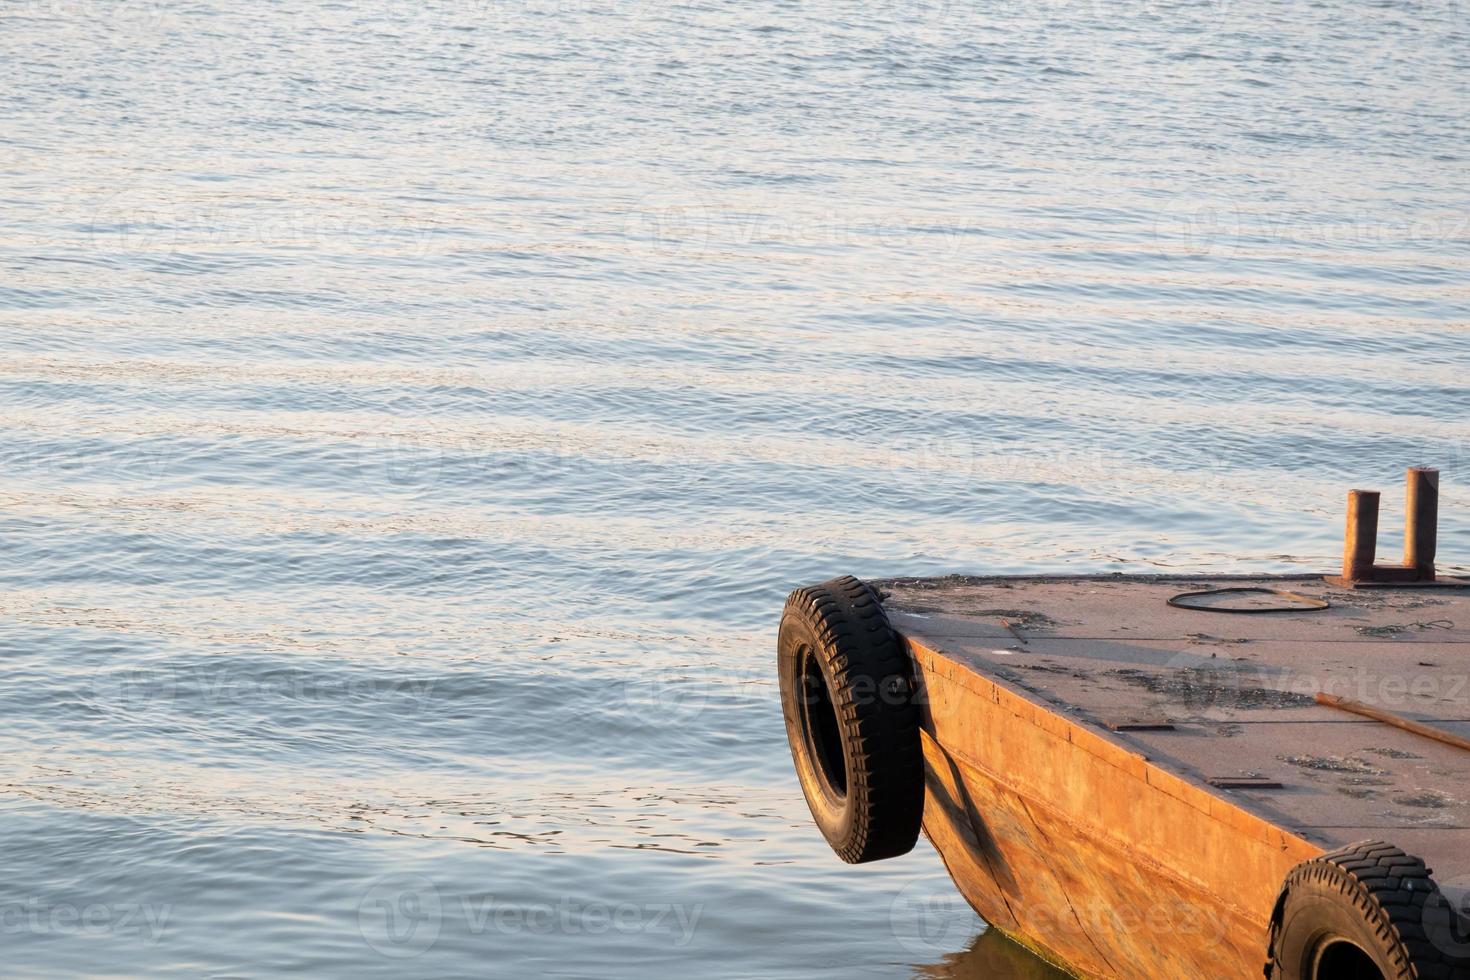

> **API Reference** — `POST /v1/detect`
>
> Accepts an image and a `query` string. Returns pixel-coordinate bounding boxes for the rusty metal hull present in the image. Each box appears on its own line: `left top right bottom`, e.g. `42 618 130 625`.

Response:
884 574 1470 979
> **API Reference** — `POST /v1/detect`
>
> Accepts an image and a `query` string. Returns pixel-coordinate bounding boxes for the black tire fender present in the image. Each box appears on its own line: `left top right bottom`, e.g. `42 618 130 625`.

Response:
1265 840 1470 979
776 575 923 864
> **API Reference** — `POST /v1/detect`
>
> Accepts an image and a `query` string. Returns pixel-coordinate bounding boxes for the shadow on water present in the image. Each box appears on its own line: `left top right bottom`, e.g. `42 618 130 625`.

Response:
915 926 1073 980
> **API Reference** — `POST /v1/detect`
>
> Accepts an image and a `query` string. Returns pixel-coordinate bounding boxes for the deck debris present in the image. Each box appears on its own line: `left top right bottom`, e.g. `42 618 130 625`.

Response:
1354 619 1454 637
1366 747 1423 760
976 609 1059 631
1186 633 1251 645
1394 790 1459 809
1111 667 1313 710
1281 754 1386 775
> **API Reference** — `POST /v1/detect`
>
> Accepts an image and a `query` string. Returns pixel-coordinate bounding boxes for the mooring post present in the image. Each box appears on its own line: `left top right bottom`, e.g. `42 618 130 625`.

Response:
1404 466 1438 580
1330 468 1452 587
1343 489 1380 583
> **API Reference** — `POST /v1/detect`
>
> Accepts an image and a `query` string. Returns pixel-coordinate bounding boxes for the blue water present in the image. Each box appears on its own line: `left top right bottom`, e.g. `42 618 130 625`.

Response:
1 1 1467 976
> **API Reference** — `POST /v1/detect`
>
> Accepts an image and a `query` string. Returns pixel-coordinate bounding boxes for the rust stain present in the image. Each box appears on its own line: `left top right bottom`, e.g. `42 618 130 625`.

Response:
910 633 1322 979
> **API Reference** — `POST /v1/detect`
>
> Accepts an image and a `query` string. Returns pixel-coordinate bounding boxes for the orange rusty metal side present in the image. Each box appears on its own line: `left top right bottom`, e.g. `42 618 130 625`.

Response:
909 634 1324 980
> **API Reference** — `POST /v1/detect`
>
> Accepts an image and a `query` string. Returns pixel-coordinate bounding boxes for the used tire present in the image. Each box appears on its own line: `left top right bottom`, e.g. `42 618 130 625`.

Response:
1266 840 1469 979
777 575 923 864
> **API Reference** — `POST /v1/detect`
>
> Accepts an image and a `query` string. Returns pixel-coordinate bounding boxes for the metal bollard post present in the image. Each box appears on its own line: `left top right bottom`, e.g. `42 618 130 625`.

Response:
1343 489 1381 583
1404 467 1438 580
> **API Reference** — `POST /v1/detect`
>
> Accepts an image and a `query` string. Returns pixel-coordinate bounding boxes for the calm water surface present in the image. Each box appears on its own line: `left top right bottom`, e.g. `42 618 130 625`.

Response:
2 0 1467 976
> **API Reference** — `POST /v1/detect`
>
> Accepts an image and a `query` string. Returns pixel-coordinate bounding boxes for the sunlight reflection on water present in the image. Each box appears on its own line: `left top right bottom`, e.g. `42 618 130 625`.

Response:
0 0 1466 975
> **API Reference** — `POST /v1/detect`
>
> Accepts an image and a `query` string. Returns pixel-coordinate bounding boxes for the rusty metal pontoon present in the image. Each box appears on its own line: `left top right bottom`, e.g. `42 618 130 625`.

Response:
777 469 1470 979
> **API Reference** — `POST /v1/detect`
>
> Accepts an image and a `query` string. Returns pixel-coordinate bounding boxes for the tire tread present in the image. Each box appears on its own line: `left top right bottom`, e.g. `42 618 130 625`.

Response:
779 575 923 864
1265 840 1470 979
